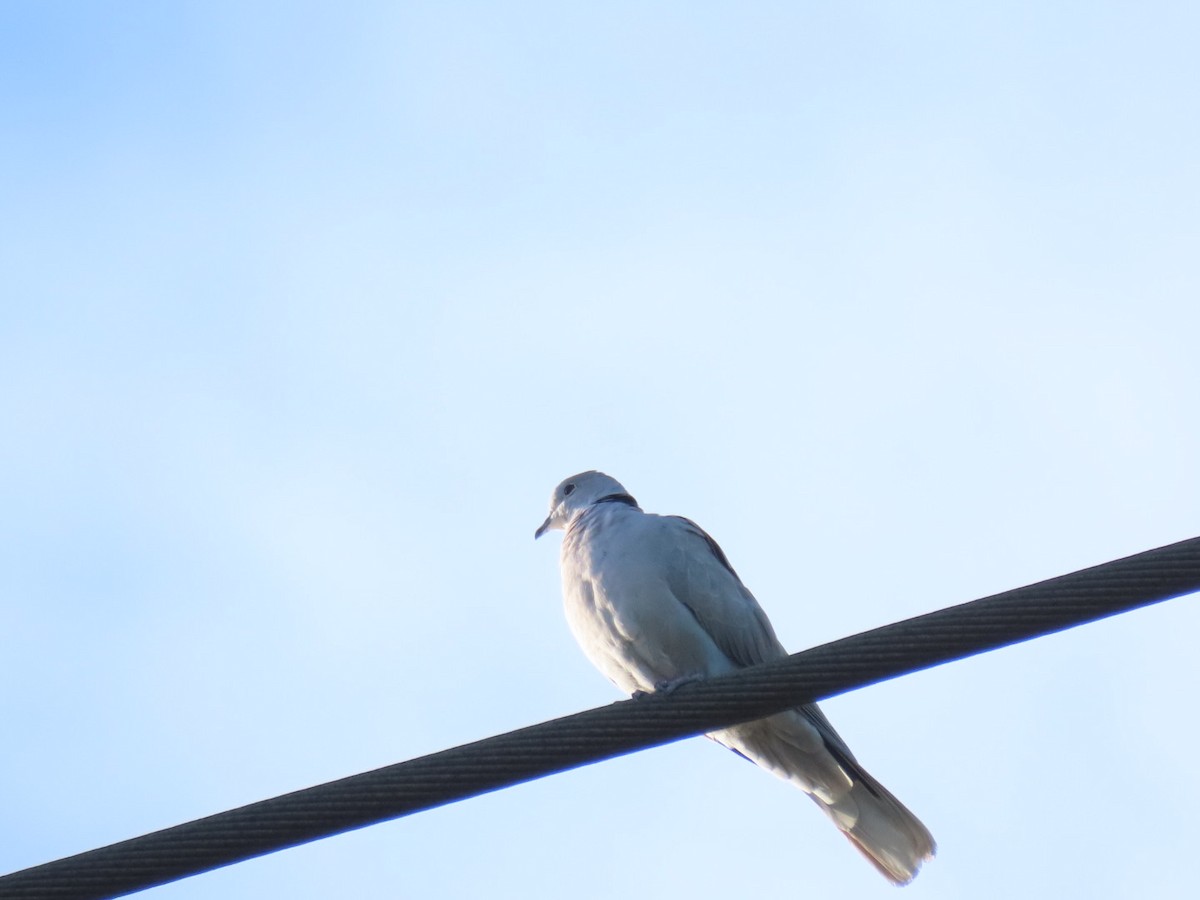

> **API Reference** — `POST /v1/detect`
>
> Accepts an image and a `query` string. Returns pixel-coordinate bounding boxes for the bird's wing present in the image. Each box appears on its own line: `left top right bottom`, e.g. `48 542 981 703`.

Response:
658 515 865 759
659 515 787 669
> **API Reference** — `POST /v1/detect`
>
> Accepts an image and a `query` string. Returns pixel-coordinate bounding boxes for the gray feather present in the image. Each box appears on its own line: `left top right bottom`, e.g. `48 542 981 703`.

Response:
539 471 936 884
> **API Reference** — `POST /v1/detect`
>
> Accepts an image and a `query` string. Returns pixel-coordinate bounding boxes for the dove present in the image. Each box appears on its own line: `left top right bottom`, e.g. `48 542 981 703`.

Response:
535 470 935 884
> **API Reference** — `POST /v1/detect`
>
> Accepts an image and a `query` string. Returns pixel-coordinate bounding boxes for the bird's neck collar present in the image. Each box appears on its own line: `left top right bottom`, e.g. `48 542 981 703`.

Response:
594 492 639 509
566 492 641 539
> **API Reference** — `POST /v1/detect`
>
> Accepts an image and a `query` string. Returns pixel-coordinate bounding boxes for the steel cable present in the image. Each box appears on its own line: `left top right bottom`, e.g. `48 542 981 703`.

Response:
2 535 1198 899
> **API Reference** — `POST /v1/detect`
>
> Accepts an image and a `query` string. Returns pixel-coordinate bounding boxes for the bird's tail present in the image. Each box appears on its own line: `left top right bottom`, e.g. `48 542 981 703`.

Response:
816 753 936 885
712 709 935 885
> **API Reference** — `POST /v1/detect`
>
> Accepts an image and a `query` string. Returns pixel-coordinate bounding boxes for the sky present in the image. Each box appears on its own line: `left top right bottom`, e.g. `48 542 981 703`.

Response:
2 2 1198 898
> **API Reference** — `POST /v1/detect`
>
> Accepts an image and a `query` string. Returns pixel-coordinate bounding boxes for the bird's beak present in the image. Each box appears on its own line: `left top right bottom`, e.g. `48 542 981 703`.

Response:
534 516 552 539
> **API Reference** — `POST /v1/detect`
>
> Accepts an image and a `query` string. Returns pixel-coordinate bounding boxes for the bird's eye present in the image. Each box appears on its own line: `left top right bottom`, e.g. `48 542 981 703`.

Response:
563 483 576 496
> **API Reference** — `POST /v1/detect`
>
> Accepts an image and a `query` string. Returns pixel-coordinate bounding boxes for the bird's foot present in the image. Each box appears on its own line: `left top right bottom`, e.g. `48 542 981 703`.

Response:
630 674 704 700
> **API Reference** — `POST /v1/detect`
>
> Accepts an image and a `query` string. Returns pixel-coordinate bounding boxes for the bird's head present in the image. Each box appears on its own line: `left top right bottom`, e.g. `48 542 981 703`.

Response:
535 470 630 538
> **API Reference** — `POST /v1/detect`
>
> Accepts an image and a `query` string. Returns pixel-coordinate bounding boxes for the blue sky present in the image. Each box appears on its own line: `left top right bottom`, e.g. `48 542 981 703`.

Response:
2 3 1198 898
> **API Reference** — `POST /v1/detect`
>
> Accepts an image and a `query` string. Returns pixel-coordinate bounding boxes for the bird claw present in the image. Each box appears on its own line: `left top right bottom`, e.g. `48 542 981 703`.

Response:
630 674 704 700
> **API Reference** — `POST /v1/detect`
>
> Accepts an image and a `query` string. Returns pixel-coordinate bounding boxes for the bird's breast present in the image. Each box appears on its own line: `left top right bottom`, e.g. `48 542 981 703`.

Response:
559 508 734 692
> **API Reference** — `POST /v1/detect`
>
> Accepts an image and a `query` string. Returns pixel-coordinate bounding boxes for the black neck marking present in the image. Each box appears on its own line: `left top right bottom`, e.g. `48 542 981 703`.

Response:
595 492 639 509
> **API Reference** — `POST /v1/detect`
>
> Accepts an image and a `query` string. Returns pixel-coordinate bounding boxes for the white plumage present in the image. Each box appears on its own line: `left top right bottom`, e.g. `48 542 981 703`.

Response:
536 471 935 885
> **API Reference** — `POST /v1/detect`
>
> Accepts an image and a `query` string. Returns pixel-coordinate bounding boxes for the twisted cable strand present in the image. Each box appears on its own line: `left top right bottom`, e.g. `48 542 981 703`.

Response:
3 536 1197 900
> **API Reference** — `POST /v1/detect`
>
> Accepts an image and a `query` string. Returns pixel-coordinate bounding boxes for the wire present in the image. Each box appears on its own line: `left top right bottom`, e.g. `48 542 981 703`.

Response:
3 535 1198 900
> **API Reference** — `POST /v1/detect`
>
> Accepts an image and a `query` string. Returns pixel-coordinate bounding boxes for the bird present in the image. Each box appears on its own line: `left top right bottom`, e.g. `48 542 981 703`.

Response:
535 470 935 884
